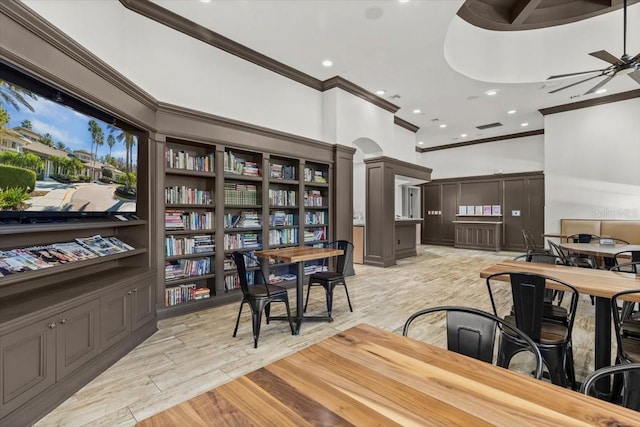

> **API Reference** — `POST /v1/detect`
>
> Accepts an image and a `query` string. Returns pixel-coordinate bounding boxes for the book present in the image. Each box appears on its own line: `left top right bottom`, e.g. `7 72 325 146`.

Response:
459 206 467 215
492 205 501 216
483 205 492 216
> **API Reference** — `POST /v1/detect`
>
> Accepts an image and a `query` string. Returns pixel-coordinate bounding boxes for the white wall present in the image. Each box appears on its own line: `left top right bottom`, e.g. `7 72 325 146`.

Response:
393 125 418 164
419 134 544 180
24 0 324 140
544 98 640 232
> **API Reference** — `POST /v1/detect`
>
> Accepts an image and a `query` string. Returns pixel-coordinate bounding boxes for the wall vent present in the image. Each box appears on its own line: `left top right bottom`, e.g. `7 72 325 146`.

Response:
476 122 503 130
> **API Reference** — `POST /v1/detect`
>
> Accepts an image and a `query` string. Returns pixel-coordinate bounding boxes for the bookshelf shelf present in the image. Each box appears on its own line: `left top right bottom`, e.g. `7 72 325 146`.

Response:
304 181 330 188
223 174 262 182
165 252 215 261
224 227 262 232
269 178 299 185
165 228 216 235
166 169 215 178
165 272 216 286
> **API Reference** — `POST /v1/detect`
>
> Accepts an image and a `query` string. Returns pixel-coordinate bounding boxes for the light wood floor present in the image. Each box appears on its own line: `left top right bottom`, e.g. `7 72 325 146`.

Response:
36 245 600 426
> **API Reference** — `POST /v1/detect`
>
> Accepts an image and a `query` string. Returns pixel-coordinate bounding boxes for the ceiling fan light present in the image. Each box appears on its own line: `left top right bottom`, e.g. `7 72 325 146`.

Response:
617 67 636 76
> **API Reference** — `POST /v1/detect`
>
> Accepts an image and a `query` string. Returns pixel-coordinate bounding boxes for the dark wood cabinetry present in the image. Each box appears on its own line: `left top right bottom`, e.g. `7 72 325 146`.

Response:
453 221 502 251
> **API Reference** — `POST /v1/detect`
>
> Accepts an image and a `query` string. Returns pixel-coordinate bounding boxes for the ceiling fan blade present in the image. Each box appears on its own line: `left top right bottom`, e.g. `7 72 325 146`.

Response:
631 52 640 62
590 50 624 65
548 74 604 94
584 74 615 95
547 69 606 80
629 69 640 85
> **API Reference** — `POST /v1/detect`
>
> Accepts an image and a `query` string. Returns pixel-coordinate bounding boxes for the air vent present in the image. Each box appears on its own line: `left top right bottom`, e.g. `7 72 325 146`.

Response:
476 122 503 130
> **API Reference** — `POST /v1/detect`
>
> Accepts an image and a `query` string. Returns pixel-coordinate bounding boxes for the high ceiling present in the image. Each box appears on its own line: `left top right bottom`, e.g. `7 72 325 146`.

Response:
20 0 640 149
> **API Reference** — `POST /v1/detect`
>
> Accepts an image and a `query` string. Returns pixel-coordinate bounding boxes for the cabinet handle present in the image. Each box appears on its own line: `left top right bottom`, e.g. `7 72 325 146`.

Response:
132 288 138 292
48 322 56 329
59 318 67 324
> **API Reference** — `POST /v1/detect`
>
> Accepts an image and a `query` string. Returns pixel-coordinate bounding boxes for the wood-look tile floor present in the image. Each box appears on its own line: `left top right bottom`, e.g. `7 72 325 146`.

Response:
35 245 601 426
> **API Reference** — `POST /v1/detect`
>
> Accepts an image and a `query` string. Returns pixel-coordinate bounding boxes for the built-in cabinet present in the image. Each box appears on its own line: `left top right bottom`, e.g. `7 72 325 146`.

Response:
422 172 544 251
158 135 337 319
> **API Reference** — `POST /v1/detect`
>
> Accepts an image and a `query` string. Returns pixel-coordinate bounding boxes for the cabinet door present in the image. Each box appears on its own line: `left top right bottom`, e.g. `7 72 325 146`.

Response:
101 286 131 351
132 280 154 331
0 319 56 417
55 299 101 380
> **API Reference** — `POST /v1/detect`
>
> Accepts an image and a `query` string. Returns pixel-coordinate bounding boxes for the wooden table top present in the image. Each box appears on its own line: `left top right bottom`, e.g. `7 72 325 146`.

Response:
137 323 640 426
255 246 343 263
559 242 640 258
480 260 640 299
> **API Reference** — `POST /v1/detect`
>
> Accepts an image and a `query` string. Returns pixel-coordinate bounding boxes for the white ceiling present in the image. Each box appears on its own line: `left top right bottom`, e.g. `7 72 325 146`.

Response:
21 0 640 148
151 0 640 148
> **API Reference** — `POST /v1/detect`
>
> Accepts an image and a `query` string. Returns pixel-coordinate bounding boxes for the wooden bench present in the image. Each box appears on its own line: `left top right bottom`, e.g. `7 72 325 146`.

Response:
560 219 640 244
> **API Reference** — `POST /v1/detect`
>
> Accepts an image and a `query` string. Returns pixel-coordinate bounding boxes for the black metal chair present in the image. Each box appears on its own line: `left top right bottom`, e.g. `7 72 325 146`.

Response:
548 239 598 269
513 253 568 325
303 240 354 319
522 229 547 254
486 272 579 388
232 251 294 348
402 306 543 379
611 289 640 363
614 251 640 269
581 363 640 411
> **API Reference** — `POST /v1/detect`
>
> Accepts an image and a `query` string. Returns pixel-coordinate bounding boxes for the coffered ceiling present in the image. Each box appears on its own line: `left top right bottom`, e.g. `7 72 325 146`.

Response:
18 0 640 149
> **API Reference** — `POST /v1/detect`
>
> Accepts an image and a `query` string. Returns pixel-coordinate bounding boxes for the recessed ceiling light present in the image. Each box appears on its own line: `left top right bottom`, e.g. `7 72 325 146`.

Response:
521 122 529 127
413 109 421 114
200 0 211 3
485 89 499 96
322 59 333 67
418 141 424 145
398 0 410 3
375 90 386 96
439 124 447 128
595 88 607 94
460 133 467 137
507 110 516 114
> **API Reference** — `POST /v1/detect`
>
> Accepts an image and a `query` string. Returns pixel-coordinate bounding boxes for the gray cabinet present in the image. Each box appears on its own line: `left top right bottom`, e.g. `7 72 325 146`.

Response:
101 277 154 351
1 298 100 417
454 221 502 251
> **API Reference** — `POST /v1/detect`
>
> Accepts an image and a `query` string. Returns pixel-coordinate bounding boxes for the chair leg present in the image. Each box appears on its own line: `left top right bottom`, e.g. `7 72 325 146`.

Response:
303 283 313 313
343 283 353 312
265 304 271 325
565 342 576 390
233 300 245 337
283 298 295 335
252 305 265 349
325 284 334 318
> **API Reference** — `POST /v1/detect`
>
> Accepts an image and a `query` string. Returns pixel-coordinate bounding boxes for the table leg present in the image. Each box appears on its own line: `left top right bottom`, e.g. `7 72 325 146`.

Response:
294 261 304 335
594 296 612 394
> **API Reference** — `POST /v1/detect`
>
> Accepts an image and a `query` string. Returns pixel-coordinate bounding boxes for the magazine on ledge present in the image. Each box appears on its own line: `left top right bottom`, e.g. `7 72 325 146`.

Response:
75 235 127 257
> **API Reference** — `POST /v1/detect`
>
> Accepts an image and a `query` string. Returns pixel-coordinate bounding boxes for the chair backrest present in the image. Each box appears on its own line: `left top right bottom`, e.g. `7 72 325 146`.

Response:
581 363 640 411
611 288 640 362
403 306 543 379
568 233 599 243
326 240 354 274
522 229 540 252
610 261 640 275
486 272 579 342
547 240 569 265
615 251 640 266
232 251 268 296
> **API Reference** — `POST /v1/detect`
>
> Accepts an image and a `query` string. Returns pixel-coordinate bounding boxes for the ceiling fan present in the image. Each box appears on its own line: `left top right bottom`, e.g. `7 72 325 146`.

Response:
547 0 640 95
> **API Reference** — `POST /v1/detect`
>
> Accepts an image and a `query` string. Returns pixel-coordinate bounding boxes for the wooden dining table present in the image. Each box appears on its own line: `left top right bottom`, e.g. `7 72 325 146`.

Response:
255 246 343 334
136 323 640 426
560 242 640 261
480 260 640 372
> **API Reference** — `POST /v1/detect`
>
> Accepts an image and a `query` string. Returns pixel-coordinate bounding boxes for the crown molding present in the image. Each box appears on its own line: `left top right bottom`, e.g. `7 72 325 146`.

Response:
426 170 544 184
321 76 400 113
539 89 640 116
416 129 544 153
394 116 419 133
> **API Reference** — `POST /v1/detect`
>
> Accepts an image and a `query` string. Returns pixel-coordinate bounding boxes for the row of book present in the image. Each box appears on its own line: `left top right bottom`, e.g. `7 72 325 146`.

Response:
223 251 260 271
165 186 213 205
165 147 214 172
165 234 215 256
304 211 327 225
268 189 297 207
269 211 295 226
304 264 328 275
224 183 259 205
223 233 261 250
224 271 257 291
165 257 212 281
269 229 298 246
223 151 261 177
270 163 296 180
303 190 326 207
304 227 326 242
223 211 261 229
303 167 327 183
0 235 134 276
164 284 211 307
165 210 214 231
